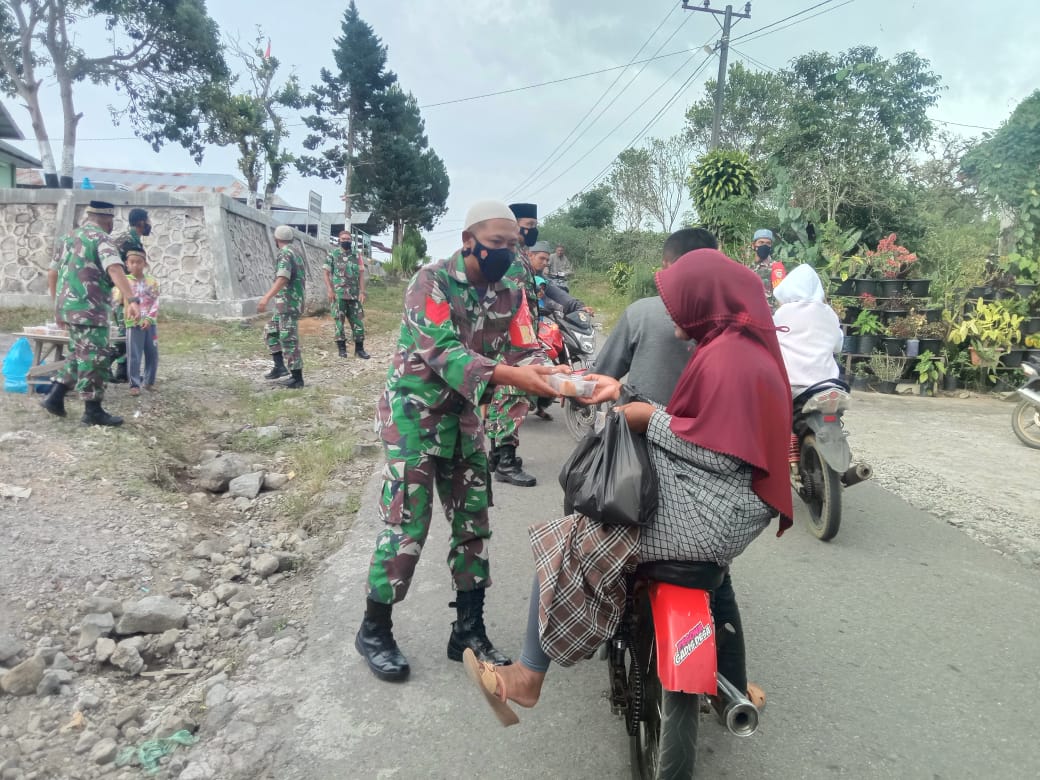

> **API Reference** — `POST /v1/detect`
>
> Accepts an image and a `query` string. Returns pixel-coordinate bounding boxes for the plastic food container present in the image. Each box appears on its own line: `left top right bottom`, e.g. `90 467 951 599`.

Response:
548 373 597 398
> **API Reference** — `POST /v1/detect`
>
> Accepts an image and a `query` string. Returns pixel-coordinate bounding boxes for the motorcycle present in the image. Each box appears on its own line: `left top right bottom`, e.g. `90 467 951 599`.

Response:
1011 357 1040 449
608 561 759 778
791 379 873 541
541 308 599 441
546 272 571 293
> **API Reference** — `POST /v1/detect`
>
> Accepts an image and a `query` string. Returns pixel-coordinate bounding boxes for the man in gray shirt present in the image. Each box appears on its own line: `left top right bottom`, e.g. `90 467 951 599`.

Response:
594 227 718 402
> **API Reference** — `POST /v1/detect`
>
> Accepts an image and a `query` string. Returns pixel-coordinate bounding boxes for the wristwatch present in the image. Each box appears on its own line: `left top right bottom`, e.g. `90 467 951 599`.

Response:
128 297 141 304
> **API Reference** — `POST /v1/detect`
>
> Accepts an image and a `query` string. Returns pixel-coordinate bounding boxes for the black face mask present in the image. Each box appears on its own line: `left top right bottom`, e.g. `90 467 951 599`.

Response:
755 244 773 261
139 224 152 237
464 240 515 283
520 226 539 248
341 242 352 250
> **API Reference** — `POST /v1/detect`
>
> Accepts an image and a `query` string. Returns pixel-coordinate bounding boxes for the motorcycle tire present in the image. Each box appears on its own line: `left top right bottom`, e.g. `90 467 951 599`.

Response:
799 433 843 541
630 646 700 779
1011 399 1040 450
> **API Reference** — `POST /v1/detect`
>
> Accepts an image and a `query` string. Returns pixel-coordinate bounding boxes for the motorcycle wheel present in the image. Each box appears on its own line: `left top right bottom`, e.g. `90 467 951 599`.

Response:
799 433 843 541
563 357 597 441
1011 399 1040 449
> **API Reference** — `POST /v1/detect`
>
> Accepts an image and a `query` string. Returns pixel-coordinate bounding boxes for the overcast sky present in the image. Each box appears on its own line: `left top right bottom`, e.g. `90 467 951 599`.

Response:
5 0 1039 259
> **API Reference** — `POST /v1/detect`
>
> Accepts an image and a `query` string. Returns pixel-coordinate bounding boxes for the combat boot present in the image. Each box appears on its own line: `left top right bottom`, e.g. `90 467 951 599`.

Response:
264 352 288 380
355 340 371 360
447 588 512 665
283 369 304 390
355 600 410 682
336 340 348 358
40 381 68 418
494 444 536 487
81 400 123 427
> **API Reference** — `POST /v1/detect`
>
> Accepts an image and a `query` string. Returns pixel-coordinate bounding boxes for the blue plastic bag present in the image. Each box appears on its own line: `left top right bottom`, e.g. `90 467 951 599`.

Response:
2 337 32 394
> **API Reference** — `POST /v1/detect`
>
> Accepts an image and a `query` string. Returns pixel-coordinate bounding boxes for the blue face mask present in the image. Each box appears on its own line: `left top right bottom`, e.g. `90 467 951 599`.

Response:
465 240 515 283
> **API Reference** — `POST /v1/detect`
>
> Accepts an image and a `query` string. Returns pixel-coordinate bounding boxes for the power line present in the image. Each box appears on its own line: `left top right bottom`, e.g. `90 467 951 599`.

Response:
730 0 839 43
732 0 857 46
502 2 686 201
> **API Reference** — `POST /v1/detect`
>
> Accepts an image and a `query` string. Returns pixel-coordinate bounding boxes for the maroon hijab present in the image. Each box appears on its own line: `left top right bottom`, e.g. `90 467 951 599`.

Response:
656 249 794 533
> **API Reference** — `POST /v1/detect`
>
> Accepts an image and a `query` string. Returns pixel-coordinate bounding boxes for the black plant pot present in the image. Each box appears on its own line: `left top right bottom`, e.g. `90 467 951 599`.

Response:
882 337 905 356
844 305 862 324
1001 349 1026 368
1023 317 1040 335
917 338 943 354
881 308 908 325
918 381 935 397
855 278 880 297
877 380 898 394
852 375 870 391
878 279 905 298
1014 283 1036 299
857 335 878 354
967 285 991 299
943 373 959 391
924 307 943 323
831 277 856 296
905 278 932 297
842 335 857 354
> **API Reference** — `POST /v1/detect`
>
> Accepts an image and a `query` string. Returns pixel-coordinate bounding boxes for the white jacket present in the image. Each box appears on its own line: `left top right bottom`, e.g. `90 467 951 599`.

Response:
772 265 844 389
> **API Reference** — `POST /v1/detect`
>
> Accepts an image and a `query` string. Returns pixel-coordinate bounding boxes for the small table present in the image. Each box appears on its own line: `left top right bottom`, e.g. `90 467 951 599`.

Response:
13 330 125 386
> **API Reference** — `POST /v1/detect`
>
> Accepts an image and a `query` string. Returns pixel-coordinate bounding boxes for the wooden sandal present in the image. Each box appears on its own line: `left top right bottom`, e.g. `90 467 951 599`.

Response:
463 648 520 727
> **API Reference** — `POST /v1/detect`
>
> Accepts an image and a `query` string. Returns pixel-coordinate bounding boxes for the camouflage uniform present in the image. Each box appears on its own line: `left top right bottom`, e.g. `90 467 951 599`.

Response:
107 227 144 376
52 224 122 401
324 246 365 341
264 246 306 371
485 248 543 448
367 251 545 604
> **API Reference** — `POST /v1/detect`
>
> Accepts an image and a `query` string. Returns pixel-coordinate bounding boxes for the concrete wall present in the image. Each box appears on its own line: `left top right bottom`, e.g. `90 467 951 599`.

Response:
0 189 329 318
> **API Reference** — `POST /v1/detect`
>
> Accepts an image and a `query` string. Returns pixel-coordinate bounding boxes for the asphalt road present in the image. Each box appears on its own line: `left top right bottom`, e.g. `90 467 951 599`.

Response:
271 413 1040 780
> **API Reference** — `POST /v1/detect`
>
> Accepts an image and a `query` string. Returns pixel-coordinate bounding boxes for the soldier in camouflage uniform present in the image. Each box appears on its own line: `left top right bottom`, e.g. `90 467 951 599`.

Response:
258 225 306 389
483 202 546 487
355 200 561 683
107 208 153 383
323 229 370 360
40 201 141 427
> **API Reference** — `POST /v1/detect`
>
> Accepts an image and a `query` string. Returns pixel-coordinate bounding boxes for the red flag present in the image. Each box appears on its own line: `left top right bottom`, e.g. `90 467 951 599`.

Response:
264 39 271 59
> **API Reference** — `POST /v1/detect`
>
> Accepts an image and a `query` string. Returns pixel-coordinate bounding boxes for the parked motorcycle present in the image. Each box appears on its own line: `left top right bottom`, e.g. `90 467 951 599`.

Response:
608 562 759 778
541 309 599 441
791 379 873 541
1011 357 1040 449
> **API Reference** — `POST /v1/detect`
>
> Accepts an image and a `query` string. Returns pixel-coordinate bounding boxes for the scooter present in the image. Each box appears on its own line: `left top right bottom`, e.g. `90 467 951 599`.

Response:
608 561 759 778
791 379 873 541
1011 357 1040 449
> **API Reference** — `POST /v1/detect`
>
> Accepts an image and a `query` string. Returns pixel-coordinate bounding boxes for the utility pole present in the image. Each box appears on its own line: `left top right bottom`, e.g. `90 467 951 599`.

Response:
681 2 752 150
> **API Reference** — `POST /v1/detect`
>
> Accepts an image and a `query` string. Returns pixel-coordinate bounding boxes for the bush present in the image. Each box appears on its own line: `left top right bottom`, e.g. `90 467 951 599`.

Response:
628 262 659 301
384 243 420 281
607 261 632 295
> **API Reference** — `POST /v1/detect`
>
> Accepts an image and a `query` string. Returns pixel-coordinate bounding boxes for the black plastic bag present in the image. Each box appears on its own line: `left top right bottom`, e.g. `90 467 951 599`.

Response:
559 409 657 527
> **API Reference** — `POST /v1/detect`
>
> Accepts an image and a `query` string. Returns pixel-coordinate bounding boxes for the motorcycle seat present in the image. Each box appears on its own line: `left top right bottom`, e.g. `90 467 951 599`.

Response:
637 560 726 591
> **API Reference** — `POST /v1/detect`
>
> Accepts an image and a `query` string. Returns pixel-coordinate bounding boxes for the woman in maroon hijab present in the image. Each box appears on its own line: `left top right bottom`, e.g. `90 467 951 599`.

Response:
463 249 792 727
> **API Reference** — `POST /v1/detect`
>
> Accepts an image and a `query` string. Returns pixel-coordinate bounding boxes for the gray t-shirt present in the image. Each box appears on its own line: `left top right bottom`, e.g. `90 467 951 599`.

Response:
594 295 694 405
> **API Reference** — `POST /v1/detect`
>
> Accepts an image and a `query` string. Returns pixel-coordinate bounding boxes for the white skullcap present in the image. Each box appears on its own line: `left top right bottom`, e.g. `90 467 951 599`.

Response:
274 225 294 241
464 200 517 231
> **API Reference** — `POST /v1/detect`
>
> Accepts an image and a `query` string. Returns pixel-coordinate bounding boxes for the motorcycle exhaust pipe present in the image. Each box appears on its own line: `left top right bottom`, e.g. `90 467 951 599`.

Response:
841 463 873 488
715 674 760 737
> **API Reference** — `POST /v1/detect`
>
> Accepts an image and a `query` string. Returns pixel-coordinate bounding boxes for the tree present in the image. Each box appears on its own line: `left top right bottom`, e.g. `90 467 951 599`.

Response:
204 31 302 210
688 149 759 252
0 0 227 188
297 0 397 220
684 62 784 160
565 186 615 230
644 135 693 232
608 147 652 231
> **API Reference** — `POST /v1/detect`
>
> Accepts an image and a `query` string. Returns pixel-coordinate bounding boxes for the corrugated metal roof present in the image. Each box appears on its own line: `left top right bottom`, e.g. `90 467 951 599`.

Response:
0 139 41 168
0 103 25 140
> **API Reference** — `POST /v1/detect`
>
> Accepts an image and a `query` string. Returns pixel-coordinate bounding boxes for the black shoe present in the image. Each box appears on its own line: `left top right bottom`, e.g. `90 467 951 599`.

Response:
81 400 123 427
336 340 348 358
494 445 536 487
264 352 288 380
488 444 521 472
355 602 410 682
110 362 128 384
283 369 304 389
447 588 511 665
40 382 68 418
355 340 371 360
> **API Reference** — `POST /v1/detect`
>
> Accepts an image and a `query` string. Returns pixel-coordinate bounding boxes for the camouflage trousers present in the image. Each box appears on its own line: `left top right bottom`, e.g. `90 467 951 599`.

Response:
485 385 530 448
367 440 493 605
56 324 110 401
264 313 302 371
111 303 127 369
333 298 365 341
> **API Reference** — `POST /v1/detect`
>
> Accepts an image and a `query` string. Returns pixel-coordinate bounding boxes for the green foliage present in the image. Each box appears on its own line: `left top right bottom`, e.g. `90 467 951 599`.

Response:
1000 253 1040 284
869 352 908 382
383 243 421 281
607 262 632 295
688 149 759 249
609 147 653 231
914 351 947 385
685 62 784 160
947 300 1024 352
565 187 616 230
401 225 428 260
852 310 884 336
628 262 659 302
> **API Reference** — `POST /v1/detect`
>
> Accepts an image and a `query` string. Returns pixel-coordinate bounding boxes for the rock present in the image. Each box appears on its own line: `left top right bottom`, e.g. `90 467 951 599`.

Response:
271 636 298 657
196 592 218 609
220 563 244 581
329 395 357 415
80 596 123 617
180 567 208 587
149 629 180 658
95 637 116 664
0 654 45 696
114 704 143 728
36 669 72 696
263 472 290 491
0 634 23 664
109 643 144 675
232 610 255 629
254 617 285 639
255 426 281 440
273 551 302 573
319 491 351 509
353 440 382 458
74 730 100 754
188 491 212 507
116 596 187 635
224 719 258 746
229 471 265 500
77 613 115 649
251 554 280 579
192 539 229 558
233 496 254 512
155 712 198 737
213 583 239 604
89 737 118 765
34 638 62 665
51 652 73 671
198 453 252 493
77 692 101 711
205 683 229 708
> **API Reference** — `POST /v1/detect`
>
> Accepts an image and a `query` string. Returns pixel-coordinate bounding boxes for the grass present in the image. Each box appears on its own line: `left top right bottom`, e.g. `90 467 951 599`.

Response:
568 270 627 331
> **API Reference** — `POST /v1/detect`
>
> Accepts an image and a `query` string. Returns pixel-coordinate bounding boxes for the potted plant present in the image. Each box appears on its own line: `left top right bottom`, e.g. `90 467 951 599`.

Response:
887 313 924 356
942 347 967 391
948 300 1024 383
913 350 946 396
851 363 871 391
1000 253 1039 299
865 233 919 298
869 352 907 394
852 310 884 355
916 319 948 355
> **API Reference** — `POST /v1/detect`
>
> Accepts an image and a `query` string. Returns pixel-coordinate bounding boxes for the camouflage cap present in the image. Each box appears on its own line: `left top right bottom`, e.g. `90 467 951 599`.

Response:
85 200 116 216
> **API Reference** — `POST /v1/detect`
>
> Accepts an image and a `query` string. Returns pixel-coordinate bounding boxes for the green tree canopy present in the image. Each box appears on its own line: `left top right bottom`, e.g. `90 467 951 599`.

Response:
565 186 615 230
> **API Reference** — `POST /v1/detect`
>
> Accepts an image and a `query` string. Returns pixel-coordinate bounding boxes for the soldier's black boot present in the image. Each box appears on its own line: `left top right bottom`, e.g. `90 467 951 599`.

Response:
283 369 304 390
81 400 123 427
447 588 512 665
40 381 69 418
355 340 371 360
488 444 501 473
355 600 410 682
494 444 536 487
264 352 288 380
336 340 348 358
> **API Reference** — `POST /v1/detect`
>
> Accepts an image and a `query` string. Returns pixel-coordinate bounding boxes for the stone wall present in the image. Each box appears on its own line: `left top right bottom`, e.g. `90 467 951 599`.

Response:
0 190 329 318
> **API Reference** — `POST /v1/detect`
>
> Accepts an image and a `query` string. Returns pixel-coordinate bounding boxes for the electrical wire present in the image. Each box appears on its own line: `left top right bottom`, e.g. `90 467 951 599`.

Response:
732 0 858 46
729 0 839 43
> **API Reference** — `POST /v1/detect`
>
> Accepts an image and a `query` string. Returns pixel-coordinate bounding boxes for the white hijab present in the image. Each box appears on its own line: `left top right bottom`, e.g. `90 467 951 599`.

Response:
773 264 826 305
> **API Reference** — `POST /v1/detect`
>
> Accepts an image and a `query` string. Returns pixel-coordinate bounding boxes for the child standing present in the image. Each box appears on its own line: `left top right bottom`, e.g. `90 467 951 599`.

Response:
123 250 160 396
